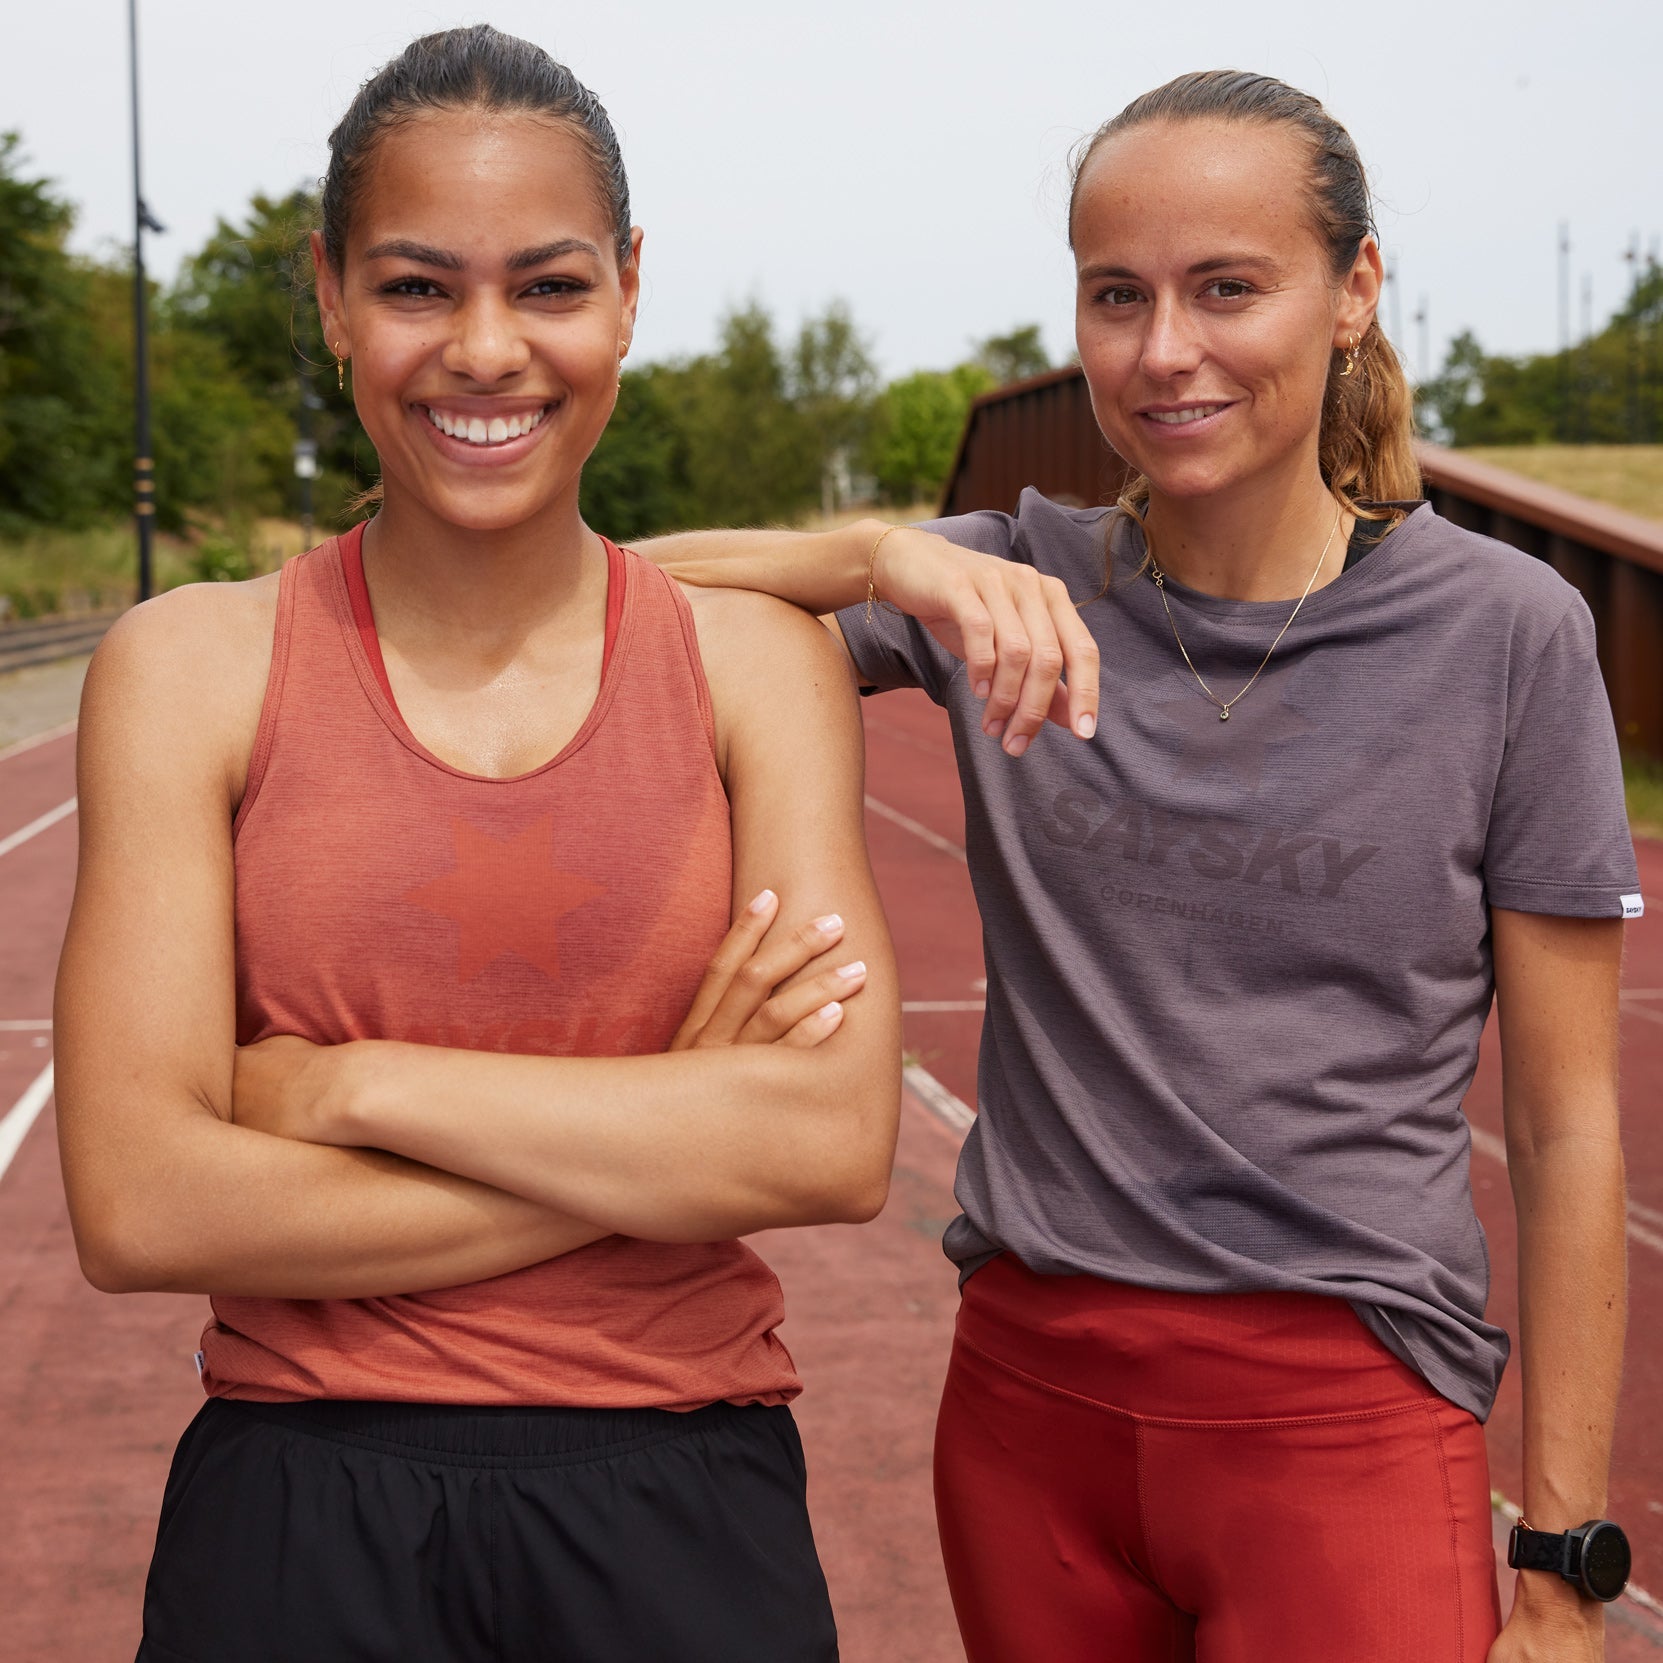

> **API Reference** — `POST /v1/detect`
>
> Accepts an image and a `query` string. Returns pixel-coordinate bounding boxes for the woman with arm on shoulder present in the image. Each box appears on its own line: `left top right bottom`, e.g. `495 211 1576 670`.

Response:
55 26 897 1663
646 71 1634 1663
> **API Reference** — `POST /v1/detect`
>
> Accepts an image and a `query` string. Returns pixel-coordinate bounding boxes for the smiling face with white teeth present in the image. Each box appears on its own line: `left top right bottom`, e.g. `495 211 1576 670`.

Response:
1071 118 1378 517
313 109 640 538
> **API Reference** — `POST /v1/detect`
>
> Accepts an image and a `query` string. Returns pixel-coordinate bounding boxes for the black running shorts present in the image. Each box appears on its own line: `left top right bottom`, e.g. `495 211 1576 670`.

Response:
136 1397 839 1663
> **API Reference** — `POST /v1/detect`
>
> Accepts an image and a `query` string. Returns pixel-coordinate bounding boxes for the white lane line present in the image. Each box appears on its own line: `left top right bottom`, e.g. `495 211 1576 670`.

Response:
0 720 76 764
1469 1124 1663 1256
903 1062 974 1137
902 1000 986 1013
0 1020 52 1032
864 794 966 864
1624 1004 1663 1032
0 1061 54 1184
0 796 76 860
1621 989 1663 999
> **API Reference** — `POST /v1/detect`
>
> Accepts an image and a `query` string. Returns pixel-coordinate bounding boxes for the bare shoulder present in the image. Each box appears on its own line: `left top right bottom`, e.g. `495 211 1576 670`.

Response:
678 583 860 782
81 574 282 803
679 582 852 692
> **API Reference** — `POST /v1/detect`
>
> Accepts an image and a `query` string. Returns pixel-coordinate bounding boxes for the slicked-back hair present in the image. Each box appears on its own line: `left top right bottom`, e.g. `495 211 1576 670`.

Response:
320 24 632 272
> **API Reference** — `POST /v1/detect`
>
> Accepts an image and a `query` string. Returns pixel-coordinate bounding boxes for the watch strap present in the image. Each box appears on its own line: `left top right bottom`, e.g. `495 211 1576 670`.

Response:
1508 1524 1573 1578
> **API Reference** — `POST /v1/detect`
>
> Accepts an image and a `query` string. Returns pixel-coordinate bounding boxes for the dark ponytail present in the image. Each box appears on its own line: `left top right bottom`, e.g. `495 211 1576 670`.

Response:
320 24 632 272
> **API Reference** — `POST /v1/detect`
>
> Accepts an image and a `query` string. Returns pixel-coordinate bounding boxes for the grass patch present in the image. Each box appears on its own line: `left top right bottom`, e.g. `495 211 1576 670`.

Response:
1459 445 1663 523
1626 754 1663 842
0 523 178 617
795 501 942 533
0 519 305 620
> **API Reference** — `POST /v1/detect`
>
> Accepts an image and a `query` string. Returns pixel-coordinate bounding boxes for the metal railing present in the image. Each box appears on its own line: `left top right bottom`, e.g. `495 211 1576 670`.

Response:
939 366 1663 759
0 611 123 676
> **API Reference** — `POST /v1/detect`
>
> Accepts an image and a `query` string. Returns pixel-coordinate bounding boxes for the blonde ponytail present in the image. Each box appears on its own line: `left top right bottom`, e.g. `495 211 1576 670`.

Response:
1322 321 1420 512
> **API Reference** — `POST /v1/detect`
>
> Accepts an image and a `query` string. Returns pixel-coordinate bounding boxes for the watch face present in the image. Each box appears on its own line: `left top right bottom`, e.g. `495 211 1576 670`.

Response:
1580 1524 1631 1602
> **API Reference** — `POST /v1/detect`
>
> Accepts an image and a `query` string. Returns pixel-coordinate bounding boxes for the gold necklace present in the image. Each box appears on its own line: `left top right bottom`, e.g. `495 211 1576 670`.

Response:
1148 506 1344 722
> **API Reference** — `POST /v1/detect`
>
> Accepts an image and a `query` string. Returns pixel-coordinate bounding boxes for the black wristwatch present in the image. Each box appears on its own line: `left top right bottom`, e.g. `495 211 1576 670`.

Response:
1507 1519 1631 1603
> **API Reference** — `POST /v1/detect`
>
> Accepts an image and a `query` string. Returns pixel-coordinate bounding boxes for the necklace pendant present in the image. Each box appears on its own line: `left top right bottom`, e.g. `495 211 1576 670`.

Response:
1219 707 1230 722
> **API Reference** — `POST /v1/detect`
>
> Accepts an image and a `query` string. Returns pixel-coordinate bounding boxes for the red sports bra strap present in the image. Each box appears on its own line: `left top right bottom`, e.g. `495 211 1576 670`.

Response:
338 523 392 704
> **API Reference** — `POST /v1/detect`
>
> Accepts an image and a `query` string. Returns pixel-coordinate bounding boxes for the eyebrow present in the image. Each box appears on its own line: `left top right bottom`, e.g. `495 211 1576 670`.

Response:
1078 253 1281 281
507 238 602 269
361 237 602 271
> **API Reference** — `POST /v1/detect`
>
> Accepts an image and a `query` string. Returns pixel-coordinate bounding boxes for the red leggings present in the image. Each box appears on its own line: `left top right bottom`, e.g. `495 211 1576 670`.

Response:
934 1256 1501 1663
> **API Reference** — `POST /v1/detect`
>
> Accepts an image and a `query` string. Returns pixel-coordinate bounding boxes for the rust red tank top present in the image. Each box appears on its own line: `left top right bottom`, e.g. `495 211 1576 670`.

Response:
201 523 799 1409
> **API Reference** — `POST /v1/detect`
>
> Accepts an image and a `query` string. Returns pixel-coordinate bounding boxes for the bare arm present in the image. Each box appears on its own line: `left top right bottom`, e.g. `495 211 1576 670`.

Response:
641 521 881 622
1490 907 1626 1661
54 588 608 1300
242 592 904 1241
637 519 1101 753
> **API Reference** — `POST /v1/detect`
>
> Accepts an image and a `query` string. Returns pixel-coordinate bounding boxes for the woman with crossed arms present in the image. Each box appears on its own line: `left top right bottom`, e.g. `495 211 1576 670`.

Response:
57 27 895 1662
650 70 1638 1663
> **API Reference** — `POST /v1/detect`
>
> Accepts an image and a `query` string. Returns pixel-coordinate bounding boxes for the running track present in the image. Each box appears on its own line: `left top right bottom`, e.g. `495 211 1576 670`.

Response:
3 697 1662 1659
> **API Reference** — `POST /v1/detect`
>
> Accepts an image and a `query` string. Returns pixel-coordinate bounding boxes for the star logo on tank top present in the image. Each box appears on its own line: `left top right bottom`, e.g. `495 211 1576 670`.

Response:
405 817 607 982
1153 665 1319 792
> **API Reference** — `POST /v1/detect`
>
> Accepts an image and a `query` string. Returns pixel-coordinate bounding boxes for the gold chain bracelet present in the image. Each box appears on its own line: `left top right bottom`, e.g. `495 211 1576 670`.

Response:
866 524 903 624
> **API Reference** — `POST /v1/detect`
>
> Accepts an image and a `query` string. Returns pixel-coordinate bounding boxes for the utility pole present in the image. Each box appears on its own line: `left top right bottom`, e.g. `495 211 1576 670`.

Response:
1386 255 1403 356
128 0 164 602
1413 295 1430 386
1557 224 1570 442
1625 233 1641 443
1650 239 1661 444
1580 274 1594 442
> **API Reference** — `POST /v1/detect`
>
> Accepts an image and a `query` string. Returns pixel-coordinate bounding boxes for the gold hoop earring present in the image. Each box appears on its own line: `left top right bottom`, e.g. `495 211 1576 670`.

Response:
334 342 346 393
1339 332 1361 378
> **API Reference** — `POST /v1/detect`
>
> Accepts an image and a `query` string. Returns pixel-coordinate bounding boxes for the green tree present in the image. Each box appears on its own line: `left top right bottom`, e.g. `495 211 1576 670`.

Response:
0 133 127 529
170 187 369 522
582 303 822 536
865 362 994 505
0 145 366 542
581 365 693 540
974 324 1050 385
171 189 320 396
791 301 878 511
1417 268 1663 447
671 302 819 525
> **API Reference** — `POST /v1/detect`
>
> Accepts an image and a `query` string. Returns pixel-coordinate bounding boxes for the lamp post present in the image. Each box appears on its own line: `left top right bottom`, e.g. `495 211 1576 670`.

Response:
294 389 321 551
129 0 164 601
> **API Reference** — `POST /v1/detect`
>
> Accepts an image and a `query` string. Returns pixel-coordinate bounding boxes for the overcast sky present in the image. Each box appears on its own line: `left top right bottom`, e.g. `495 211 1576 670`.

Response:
5 0 1658 380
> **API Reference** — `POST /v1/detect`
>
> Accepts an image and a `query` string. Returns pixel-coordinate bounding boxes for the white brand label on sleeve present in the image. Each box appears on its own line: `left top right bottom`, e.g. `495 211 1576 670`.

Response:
1621 893 1645 919
194 1349 205 1379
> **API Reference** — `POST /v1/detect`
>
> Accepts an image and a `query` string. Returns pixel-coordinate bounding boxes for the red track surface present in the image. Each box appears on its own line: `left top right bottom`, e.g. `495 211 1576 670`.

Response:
3 697 1661 1660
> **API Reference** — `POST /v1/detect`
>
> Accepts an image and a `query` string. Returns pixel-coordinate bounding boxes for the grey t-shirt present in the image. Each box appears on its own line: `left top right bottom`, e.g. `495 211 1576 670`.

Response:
840 493 1641 1420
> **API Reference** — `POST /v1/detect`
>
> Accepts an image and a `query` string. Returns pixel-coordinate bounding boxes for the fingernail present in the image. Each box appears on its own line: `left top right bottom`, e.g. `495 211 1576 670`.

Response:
814 914 843 933
819 1002 843 1021
985 719 1005 738
1077 713 1096 739
1006 734 1029 758
836 961 866 979
748 889 776 914
974 680 991 700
